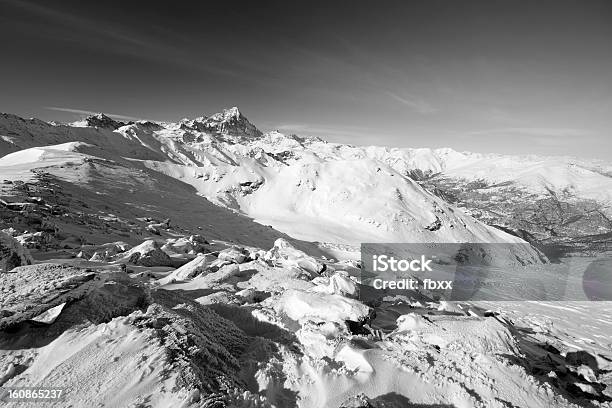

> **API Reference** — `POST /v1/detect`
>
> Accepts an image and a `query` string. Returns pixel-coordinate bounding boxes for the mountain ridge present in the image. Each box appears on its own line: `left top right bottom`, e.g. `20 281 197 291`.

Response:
1 108 610 254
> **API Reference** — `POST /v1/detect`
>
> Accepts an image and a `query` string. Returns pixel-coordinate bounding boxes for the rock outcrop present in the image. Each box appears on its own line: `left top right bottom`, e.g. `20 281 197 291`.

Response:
0 231 32 272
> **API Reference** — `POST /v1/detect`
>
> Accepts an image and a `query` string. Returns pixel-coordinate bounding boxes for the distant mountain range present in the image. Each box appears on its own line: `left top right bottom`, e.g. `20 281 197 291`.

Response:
1 108 610 255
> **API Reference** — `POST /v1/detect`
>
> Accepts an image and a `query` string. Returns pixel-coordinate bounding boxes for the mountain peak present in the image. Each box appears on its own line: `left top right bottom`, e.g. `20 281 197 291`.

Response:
184 107 261 138
82 113 126 130
208 106 243 122
225 106 241 119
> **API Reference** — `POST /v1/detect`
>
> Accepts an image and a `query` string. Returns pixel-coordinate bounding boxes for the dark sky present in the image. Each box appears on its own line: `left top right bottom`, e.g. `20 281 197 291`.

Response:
1 0 611 159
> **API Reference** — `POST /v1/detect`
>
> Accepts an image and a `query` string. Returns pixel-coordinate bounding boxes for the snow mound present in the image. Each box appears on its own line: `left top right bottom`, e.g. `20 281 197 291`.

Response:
393 314 519 355
395 313 430 331
275 289 370 323
265 238 324 275
311 270 359 297
0 142 94 167
0 147 45 166
0 289 261 407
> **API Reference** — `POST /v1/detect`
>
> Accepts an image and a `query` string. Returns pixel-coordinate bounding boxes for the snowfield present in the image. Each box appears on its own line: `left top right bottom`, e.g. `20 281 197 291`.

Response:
0 108 610 407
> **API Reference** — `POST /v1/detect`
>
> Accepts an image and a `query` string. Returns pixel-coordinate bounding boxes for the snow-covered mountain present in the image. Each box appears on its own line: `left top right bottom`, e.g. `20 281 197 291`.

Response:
2 108 610 254
0 110 514 247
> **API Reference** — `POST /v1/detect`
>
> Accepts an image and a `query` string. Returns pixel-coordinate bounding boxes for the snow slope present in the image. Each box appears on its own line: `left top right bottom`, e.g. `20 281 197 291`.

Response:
1 241 609 407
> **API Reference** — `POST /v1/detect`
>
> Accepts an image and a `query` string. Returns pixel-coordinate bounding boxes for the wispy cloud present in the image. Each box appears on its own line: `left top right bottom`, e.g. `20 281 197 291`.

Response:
273 123 368 137
455 127 593 148
267 123 400 143
3 0 251 80
464 127 591 138
3 0 153 49
44 106 145 121
385 91 437 115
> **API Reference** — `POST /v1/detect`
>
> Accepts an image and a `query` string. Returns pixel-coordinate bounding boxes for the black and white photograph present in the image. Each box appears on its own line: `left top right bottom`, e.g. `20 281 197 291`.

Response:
0 1 611 407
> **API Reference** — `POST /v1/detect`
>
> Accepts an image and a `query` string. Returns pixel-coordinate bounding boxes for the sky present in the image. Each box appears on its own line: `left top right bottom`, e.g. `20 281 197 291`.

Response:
0 0 611 159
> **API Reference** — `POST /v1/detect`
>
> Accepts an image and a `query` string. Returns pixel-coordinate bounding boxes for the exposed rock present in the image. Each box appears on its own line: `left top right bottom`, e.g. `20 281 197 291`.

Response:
163 235 208 255
184 107 262 138
89 252 106 262
30 302 66 324
133 289 249 395
148 218 170 234
79 242 130 260
425 215 442 231
120 240 174 267
338 393 374 408
0 231 32 272
217 247 250 264
158 254 208 285
25 196 45 205
0 363 16 386
0 263 142 330
146 224 161 235
82 113 125 130
565 350 599 374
